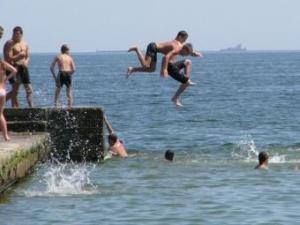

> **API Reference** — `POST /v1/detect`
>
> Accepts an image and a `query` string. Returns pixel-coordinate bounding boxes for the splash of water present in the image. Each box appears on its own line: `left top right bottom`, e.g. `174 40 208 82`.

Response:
23 163 99 197
231 135 287 163
44 163 97 195
231 135 259 162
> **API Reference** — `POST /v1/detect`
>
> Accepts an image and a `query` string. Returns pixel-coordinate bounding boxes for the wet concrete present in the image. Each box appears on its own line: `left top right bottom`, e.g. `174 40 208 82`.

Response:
0 133 50 193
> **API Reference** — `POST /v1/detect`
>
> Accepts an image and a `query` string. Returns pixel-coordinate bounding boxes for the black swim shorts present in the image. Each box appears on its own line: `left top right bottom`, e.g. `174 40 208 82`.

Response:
16 65 31 84
58 71 72 88
146 42 158 63
6 70 16 84
167 60 189 84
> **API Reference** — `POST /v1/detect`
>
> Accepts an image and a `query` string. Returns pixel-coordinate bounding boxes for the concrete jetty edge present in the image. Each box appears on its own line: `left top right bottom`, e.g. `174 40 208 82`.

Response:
0 133 50 193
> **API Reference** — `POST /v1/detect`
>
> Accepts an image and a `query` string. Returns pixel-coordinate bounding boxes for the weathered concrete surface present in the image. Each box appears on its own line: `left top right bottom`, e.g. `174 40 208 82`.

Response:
4 107 104 162
0 133 50 193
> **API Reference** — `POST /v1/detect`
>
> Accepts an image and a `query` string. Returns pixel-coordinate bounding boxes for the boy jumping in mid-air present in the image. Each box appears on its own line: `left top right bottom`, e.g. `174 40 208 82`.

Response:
127 30 189 77
50 44 76 108
164 43 202 107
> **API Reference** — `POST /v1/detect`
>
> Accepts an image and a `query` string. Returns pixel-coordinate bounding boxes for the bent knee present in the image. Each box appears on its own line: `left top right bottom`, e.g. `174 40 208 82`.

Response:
184 59 192 66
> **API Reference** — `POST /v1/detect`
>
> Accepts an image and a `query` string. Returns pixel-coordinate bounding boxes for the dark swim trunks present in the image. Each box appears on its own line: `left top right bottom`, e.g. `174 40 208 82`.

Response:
6 70 16 84
58 71 72 88
167 60 189 84
16 65 31 84
146 42 158 63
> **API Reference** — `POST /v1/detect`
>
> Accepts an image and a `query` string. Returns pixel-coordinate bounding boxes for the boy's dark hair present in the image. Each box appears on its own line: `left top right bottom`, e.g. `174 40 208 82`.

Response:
165 150 174 161
13 26 23 35
258 151 268 164
61 44 69 54
0 26 3 32
108 133 118 144
182 43 193 53
177 30 188 39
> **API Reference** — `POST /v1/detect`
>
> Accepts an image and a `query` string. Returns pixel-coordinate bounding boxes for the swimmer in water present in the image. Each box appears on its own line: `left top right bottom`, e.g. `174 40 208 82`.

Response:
0 58 17 140
165 150 174 162
255 151 269 170
104 115 128 158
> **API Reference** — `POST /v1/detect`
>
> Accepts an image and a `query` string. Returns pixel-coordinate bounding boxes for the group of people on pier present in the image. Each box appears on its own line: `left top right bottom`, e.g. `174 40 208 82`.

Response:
0 26 268 169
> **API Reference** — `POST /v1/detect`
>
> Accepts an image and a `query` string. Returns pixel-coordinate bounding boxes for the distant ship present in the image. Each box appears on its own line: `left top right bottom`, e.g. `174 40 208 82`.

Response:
220 44 247 52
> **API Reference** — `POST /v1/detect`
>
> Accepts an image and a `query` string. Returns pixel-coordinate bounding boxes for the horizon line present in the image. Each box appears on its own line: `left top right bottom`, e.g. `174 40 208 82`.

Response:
30 49 300 54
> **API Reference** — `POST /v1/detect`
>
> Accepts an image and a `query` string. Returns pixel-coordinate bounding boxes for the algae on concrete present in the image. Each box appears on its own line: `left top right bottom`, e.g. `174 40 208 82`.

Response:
0 133 50 193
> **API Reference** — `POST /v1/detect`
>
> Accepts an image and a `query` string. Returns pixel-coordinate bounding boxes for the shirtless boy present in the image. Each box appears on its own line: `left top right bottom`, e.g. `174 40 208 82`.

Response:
164 43 202 107
127 31 189 77
104 115 128 158
50 44 76 108
3 26 33 108
0 59 17 140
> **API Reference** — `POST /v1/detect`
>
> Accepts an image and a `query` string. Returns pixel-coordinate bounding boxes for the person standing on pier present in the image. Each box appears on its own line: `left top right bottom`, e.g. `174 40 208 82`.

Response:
0 58 17 140
3 26 33 108
50 44 76 108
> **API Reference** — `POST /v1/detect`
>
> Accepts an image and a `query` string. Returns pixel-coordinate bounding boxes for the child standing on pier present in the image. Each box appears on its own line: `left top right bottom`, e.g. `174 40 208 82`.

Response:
0 59 17 141
50 44 76 108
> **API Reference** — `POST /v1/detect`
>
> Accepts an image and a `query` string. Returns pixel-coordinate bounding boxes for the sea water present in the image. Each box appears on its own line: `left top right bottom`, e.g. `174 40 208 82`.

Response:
1 52 300 224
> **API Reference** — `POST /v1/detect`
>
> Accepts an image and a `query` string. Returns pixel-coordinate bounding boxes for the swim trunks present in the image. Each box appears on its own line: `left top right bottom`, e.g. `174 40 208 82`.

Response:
146 42 158 63
58 71 72 88
15 65 31 84
6 70 16 84
167 60 189 84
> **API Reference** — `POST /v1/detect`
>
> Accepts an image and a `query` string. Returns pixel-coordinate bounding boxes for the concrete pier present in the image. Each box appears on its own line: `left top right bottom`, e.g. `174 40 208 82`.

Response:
0 133 50 193
0 107 104 193
4 107 104 162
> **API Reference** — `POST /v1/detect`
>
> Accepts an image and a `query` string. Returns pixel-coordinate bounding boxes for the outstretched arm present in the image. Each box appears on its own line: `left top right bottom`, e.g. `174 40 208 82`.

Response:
104 115 114 134
191 51 203 58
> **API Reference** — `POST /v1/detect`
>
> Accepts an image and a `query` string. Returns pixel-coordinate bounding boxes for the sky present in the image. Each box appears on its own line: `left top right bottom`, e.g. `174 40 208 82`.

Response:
1 0 300 52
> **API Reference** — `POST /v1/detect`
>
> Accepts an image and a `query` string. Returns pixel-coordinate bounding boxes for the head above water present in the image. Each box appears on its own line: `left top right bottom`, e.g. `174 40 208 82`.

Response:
165 150 174 161
108 133 118 145
258 151 269 165
176 30 188 43
0 26 3 39
12 26 23 42
61 44 70 54
180 43 193 56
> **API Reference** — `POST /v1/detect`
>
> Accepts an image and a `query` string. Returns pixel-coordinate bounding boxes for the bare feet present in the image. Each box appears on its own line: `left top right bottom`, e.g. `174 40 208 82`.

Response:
172 97 183 107
4 135 10 141
188 80 197 86
128 46 138 52
127 67 134 78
